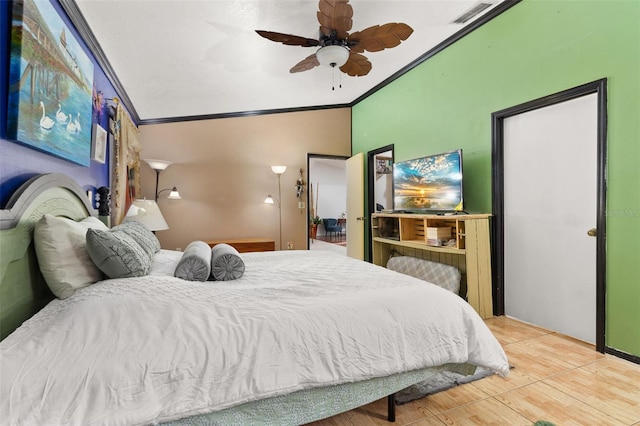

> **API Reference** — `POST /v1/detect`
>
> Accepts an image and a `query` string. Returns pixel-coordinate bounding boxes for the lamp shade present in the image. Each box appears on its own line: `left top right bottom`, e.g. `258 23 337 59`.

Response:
167 187 182 199
144 159 172 171
264 195 275 204
316 46 349 67
271 165 287 175
123 199 169 231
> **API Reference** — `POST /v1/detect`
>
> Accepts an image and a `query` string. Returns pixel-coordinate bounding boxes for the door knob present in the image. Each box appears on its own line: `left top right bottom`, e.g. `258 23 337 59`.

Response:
356 216 366 221
587 228 597 237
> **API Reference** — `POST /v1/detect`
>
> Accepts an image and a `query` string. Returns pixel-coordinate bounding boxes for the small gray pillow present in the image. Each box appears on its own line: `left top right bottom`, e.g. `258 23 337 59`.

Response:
174 241 212 281
86 227 152 279
118 221 161 258
210 243 245 281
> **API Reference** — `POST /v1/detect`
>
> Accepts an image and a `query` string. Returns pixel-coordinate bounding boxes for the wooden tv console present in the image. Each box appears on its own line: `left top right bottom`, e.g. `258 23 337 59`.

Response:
371 213 493 319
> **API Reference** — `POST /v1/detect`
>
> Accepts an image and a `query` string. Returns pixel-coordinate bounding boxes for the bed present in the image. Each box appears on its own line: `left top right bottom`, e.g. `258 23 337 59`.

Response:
0 173 509 425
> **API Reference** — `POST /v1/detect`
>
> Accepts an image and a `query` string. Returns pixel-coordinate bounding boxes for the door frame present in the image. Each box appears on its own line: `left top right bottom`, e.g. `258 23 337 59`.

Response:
366 144 394 262
491 78 607 352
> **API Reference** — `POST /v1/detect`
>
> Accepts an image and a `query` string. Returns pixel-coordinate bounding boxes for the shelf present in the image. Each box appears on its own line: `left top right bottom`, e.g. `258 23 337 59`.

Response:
371 212 493 319
373 237 465 255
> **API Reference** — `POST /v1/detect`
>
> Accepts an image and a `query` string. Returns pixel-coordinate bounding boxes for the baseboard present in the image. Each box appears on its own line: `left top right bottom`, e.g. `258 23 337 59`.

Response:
605 346 640 365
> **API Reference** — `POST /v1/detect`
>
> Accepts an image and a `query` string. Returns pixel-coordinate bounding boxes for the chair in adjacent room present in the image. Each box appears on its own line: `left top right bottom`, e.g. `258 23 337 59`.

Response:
322 218 343 242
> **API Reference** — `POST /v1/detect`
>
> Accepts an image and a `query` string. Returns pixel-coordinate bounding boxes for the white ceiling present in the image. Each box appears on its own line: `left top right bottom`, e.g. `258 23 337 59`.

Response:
63 0 512 123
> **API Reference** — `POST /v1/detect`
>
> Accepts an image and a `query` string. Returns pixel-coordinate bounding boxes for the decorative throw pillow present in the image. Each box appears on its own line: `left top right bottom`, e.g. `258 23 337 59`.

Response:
34 214 109 299
210 243 245 281
174 241 212 281
387 256 461 295
116 221 161 258
86 227 152 279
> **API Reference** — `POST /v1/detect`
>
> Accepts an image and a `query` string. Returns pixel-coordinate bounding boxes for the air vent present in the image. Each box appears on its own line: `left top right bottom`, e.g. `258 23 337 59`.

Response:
452 2 493 24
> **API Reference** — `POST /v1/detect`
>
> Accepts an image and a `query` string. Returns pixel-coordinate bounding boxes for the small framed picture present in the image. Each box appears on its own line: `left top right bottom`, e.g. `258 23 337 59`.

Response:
91 124 107 164
376 158 392 174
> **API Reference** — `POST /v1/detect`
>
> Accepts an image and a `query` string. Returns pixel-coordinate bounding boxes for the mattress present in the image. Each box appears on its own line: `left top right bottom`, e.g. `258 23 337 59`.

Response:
0 250 508 425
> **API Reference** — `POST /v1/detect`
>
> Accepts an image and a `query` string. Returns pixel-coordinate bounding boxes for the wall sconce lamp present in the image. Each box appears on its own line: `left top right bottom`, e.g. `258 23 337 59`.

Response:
144 159 182 201
265 165 286 250
159 187 182 200
264 194 278 206
295 168 305 198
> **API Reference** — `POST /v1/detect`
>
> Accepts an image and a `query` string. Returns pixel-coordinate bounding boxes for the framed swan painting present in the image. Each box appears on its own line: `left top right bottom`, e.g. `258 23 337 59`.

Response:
6 0 94 166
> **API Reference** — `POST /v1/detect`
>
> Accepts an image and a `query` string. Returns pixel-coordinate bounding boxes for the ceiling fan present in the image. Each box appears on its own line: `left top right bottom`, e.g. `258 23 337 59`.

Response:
256 0 413 77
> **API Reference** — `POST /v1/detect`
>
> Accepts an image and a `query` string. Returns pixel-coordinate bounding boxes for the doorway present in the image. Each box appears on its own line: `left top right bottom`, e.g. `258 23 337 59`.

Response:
307 154 349 254
366 145 394 262
492 79 607 351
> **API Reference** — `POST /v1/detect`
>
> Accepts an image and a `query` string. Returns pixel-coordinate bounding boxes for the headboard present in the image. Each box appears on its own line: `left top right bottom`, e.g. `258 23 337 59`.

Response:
0 173 98 340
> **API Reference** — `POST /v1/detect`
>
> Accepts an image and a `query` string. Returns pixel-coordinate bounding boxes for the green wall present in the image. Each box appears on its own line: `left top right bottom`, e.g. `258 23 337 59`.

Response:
352 0 640 357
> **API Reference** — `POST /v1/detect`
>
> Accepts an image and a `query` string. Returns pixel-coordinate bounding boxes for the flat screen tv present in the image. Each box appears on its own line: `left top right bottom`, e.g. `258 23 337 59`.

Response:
393 149 463 212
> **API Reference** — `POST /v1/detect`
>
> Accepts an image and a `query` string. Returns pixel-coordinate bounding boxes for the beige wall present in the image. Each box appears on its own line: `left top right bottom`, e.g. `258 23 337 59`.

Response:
137 108 351 251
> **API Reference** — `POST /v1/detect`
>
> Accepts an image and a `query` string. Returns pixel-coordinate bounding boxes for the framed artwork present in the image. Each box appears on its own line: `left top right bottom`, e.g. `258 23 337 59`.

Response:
91 124 107 164
376 158 392 174
6 0 94 166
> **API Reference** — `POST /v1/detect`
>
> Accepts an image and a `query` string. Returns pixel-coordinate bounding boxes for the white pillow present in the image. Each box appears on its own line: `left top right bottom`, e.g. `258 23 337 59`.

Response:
34 214 109 299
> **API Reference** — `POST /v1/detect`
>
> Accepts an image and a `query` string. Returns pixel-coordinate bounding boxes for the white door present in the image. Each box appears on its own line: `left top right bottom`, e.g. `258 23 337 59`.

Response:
503 94 598 343
346 153 365 260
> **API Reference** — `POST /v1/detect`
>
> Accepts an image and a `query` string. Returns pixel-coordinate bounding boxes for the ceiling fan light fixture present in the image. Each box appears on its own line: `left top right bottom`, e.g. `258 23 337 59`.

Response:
316 45 349 68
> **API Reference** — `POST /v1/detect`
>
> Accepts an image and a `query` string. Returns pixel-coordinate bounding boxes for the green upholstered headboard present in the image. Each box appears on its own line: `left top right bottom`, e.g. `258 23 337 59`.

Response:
0 173 98 340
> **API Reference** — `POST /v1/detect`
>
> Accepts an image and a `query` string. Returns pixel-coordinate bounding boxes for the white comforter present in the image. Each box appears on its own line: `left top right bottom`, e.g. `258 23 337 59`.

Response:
0 250 508 425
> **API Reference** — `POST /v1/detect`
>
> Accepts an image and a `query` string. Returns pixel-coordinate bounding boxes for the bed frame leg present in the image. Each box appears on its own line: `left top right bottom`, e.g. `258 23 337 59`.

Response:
387 393 396 422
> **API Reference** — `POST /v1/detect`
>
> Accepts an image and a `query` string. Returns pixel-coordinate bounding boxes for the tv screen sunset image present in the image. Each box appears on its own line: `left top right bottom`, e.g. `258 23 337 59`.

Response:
393 150 463 211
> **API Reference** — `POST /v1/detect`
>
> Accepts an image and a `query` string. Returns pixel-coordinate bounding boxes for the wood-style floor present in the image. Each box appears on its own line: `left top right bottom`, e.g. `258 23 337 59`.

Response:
310 316 640 425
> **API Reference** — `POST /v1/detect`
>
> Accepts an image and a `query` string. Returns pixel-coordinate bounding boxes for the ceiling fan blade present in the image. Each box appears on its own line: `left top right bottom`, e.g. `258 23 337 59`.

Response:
290 54 321 73
348 23 413 53
339 52 372 76
317 0 353 39
255 30 320 47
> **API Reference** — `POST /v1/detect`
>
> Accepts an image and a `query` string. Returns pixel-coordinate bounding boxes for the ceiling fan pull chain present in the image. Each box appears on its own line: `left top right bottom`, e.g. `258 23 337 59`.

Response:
332 65 336 91
330 64 342 91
